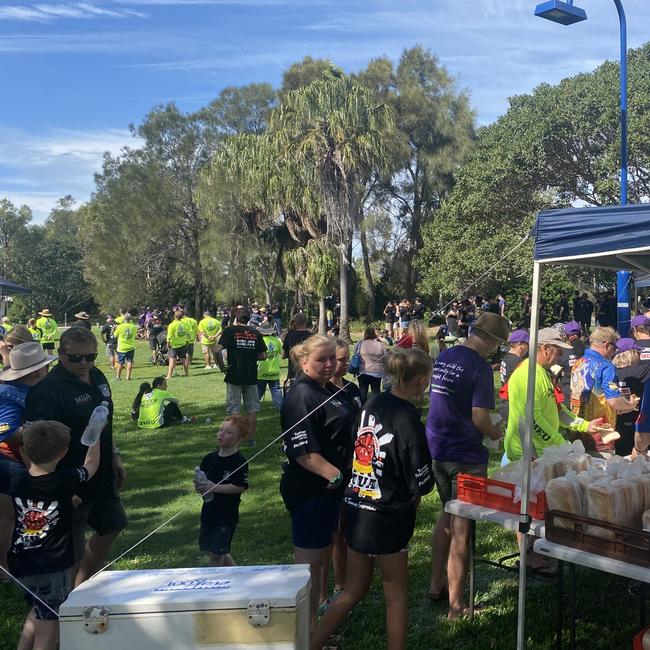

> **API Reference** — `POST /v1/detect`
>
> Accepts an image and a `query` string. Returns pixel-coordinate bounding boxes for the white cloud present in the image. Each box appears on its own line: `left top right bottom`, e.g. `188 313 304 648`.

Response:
0 3 146 22
0 127 141 221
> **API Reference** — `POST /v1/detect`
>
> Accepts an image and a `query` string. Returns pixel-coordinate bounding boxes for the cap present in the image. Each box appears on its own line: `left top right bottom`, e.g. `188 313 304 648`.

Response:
564 320 581 335
538 328 572 349
631 315 650 328
615 337 641 353
508 330 530 344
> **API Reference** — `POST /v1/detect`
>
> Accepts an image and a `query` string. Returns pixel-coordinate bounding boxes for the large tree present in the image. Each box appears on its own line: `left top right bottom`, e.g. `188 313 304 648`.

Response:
356 45 476 297
271 66 394 340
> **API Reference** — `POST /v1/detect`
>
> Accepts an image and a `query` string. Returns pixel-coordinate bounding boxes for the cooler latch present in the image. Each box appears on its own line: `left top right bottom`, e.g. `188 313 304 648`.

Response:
247 600 270 627
83 605 110 634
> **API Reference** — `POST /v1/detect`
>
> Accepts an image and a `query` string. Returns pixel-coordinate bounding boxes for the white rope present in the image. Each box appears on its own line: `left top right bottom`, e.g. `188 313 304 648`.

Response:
434 230 531 318
89 381 352 581
0 564 62 619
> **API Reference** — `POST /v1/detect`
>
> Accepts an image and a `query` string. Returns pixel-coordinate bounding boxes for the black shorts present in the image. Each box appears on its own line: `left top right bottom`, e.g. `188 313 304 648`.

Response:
199 517 238 555
168 345 187 359
42 342 55 351
289 492 341 550
72 495 128 562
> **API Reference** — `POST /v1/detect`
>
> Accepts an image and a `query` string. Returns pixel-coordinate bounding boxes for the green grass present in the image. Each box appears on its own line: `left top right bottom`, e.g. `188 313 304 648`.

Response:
0 333 643 648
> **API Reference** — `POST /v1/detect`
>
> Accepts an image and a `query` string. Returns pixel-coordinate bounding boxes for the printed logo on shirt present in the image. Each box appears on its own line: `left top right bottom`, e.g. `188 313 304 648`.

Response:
349 410 394 500
99 383 111 399
288 429 308 449
13 498 60 550
641 351 650 362
74 393 92 406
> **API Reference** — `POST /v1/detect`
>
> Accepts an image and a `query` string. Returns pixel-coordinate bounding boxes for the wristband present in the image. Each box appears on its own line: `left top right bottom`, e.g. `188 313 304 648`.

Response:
328 471 342 488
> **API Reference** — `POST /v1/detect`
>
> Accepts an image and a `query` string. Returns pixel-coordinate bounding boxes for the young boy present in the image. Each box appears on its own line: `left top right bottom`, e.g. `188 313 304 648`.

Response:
8 420 100 650
195 415 249 567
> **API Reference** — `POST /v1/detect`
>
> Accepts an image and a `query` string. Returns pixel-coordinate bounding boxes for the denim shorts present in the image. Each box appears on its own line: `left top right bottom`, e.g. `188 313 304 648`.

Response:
117 350 134 364
226 383 260 414
21 569 72 620
290 492 342 550
0 454 27 491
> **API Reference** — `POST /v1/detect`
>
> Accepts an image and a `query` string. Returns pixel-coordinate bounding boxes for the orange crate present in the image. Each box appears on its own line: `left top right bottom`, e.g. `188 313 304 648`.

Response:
456 473 547 520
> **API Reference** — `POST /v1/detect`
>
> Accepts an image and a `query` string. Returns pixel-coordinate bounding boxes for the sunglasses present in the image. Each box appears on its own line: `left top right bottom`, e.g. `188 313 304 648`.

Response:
63 351 98 363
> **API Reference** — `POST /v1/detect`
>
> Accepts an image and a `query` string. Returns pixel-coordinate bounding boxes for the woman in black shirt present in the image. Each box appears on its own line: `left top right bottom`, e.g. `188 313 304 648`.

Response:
311 348 434 650
280 335 355 628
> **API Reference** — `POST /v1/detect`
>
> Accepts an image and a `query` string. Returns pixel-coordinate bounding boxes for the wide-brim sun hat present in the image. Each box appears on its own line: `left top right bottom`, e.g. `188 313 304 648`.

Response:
472 313 510 343
538 328 573 349
74 311 90 320
259 325 276 335
38 308 53 317
0 342 57 381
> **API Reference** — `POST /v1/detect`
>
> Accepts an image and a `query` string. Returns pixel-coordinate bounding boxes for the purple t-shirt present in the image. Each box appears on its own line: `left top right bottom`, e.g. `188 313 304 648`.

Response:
425 345 495 465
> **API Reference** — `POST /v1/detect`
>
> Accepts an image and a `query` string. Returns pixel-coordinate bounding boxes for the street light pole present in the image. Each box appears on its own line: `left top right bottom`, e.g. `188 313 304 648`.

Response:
534 0 629 329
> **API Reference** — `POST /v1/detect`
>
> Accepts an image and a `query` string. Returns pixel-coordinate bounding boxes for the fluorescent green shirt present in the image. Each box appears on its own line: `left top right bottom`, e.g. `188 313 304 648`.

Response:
2 322 13 333
167 320 188 349
181 317 198 344
114 322 137 353
115 315 125 324
28 327 42 343
505 358 589 461
257 335 282 380
138 388 176 429
198 317 221 343
35 317 57 341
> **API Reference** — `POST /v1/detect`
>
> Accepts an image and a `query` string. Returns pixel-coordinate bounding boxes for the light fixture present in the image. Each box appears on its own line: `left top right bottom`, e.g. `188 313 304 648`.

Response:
534 0 587 25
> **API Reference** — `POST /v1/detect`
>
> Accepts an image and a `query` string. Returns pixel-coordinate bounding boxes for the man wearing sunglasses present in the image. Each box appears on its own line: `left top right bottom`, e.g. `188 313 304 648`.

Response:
24 326 127 586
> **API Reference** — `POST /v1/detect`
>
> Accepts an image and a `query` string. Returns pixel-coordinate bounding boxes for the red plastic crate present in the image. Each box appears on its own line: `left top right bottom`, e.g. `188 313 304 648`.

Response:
456 473 547 520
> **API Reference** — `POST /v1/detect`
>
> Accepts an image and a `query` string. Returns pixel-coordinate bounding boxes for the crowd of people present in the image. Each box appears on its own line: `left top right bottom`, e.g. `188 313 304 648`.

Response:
4 291 650 650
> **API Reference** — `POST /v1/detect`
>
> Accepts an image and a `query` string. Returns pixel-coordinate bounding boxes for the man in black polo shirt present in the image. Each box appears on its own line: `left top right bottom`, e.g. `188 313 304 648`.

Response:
217 308 267 446
24 327 127 585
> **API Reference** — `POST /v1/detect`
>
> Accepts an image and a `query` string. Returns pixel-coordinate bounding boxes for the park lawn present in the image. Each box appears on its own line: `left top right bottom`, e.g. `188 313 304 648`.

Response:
0 333 645 649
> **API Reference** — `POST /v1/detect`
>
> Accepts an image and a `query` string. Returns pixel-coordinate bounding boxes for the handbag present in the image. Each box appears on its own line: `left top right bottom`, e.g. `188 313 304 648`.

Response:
348 342 362 375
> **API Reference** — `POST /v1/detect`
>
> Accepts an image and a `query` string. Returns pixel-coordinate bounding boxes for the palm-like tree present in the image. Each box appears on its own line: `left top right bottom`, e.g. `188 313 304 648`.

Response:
271 67 394 340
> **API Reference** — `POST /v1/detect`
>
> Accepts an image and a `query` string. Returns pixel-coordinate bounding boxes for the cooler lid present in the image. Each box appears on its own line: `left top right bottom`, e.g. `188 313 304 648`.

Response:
60 565 310 617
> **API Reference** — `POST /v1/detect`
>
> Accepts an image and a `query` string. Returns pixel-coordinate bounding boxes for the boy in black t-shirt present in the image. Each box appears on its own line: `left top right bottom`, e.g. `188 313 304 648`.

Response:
7 420 100 650
194 415 249 567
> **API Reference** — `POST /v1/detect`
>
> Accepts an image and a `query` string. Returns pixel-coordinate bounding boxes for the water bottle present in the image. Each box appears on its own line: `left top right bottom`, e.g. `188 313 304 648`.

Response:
81 402 110 446
194 467 214 502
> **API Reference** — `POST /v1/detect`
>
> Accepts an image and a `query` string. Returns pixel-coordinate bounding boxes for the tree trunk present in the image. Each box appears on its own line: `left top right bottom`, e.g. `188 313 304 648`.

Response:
318 296 326 335
359 219 375 323
338 236 353 343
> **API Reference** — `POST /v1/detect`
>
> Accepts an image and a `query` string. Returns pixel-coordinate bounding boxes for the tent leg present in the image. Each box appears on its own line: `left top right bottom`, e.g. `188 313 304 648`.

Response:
516 261 542 650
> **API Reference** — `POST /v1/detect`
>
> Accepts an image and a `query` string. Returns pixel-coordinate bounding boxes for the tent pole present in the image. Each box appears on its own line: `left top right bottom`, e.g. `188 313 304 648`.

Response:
516 261 542 650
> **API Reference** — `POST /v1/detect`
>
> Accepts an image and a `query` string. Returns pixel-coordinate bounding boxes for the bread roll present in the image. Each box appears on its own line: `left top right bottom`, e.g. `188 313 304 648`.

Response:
546 476 585 528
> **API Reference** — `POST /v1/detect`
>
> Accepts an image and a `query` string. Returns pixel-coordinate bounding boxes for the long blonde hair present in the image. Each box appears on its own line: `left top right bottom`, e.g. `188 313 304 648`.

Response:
408 320 430 354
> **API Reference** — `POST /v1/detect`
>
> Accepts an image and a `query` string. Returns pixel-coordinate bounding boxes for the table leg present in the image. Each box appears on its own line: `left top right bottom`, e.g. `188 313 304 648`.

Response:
556 559 564 650
569 563 576 650
640 582 647 628
469 520 476 623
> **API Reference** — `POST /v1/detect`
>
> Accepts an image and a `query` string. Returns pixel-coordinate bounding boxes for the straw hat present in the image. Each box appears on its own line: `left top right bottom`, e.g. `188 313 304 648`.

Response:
38 308 53 317
472 313 510 343
74 311 90 320
0 342 57 381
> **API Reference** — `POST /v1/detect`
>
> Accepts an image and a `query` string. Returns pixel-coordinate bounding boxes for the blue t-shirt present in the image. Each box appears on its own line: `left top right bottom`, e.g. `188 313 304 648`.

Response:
0 381 30 443
425 346 495 465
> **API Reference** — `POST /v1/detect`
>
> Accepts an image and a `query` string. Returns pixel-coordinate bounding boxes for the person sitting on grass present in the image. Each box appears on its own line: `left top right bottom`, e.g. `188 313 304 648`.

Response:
131 377 186 429
194 415 250 567
5 420 100 650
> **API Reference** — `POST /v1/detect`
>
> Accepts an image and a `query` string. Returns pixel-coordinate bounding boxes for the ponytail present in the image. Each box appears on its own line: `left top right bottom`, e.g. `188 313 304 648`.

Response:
132 381 152 416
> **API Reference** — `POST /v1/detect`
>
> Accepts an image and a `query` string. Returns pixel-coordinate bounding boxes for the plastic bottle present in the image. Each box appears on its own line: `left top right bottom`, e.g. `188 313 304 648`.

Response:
81 402 110 446
194 467 214 502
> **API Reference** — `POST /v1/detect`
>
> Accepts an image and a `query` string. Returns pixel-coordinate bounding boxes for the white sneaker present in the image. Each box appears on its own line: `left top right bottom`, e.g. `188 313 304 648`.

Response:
204 365 212 370
182 416 191 423
211 364 218 369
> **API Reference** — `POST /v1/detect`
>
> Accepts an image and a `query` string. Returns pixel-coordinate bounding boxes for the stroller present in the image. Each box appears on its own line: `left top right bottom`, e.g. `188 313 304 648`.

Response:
152 329 169 366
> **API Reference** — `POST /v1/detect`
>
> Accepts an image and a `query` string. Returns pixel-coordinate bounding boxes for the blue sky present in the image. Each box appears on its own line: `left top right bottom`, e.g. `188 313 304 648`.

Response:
1 0 649 220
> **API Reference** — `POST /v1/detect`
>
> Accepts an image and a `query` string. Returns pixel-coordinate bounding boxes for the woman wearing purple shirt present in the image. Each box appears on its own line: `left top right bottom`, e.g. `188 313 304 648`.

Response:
426 313 508 619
